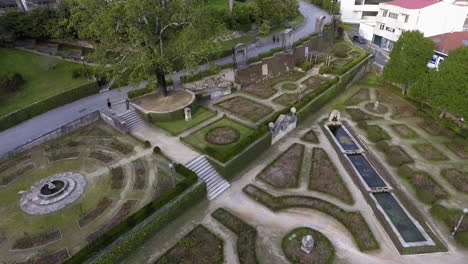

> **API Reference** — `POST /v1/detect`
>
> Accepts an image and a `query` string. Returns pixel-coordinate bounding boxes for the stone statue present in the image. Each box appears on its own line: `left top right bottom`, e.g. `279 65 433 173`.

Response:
301 234 315 254
184 107 192 121
373 100 379 110
327 110 341 125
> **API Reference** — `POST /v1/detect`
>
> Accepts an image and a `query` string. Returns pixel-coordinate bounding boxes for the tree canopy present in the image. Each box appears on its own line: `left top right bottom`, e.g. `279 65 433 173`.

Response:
409 46 468 118
383 31 434 93
67 0 224 95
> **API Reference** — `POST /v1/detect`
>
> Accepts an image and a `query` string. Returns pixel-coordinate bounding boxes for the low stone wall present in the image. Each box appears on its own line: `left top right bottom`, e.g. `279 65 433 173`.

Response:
133 91 197 122
0 111 101 162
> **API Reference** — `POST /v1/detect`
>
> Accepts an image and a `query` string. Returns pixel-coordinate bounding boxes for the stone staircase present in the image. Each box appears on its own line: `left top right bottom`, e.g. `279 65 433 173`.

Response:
119 110 146 132
186 156 230 200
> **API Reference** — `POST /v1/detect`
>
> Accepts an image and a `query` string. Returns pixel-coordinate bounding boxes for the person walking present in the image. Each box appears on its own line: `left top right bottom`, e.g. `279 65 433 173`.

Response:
107 98 112 109
125 98 130 111
272 35 276 43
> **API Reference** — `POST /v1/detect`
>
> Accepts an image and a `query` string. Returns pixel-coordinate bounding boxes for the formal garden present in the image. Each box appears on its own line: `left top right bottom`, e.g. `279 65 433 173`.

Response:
0 121 184 263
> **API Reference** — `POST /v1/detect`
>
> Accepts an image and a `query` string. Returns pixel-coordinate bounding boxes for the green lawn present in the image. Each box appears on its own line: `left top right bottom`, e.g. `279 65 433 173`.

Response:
0 48 91 117
182 117 256 162
154 107 217 136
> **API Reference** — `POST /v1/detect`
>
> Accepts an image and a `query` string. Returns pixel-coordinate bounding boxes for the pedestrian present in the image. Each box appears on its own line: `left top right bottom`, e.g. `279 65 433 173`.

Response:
276 35 280 43
272 35 276 43
125 98 130 111
107 98 112 109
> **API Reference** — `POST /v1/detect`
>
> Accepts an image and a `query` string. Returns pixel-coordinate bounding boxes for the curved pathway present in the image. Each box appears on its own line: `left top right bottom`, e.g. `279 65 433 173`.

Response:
0 1 329 161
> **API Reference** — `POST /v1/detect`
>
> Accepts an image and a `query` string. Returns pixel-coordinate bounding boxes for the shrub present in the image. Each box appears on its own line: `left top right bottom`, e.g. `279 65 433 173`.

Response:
300 61 313 71
71 68 87 79
319 65 330 75
0 71 24 93
333 43 350 58
127 85 154 99
153 146 161 154
259 20 270 36
144 140 151 148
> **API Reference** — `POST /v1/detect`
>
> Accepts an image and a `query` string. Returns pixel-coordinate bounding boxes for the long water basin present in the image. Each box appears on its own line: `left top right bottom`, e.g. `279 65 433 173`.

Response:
373 192 427 243
347 154 387 188
328 125 360 152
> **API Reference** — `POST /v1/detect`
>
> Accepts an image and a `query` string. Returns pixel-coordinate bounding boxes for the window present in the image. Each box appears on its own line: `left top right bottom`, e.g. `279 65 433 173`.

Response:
382 9 388 17
362 11 379 17
379 24 385 30
385 26 395 33
389 12 398 19
402 14 409 22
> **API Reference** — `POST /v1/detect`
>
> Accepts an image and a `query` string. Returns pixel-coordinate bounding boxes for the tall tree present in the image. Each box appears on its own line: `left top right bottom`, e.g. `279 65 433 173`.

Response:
383 30 434 94
409 46 468 118
67 0 223 96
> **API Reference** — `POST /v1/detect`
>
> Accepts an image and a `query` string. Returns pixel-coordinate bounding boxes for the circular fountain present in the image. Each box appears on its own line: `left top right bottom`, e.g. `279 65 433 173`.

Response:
20 172 86 215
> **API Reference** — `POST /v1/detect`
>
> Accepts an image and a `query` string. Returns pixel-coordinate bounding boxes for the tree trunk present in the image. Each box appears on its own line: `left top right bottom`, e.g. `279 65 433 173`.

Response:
156 69 168 97
228 0 233 16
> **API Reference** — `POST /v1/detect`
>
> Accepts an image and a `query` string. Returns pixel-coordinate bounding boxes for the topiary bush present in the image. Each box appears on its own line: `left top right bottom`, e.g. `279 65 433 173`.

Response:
0 71 24 93
319 65 330 75
333 43 351 58
153 146 161 154
144 140 151 148
71 68 87 79
300 61 313 71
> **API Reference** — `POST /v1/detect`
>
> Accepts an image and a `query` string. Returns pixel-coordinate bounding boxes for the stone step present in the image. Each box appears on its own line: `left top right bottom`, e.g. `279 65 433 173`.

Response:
185 155 230 200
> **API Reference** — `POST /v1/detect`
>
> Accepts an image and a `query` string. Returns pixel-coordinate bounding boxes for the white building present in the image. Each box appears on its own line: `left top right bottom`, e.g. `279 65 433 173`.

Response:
358 0 468 50
340 0 392 24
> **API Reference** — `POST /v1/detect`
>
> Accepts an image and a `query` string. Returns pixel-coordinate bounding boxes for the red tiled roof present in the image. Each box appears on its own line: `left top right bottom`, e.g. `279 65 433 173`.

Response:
430 31 468 54
383 0 441 9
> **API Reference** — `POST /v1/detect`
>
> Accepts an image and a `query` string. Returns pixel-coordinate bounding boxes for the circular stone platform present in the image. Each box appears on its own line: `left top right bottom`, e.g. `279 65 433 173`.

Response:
20 172 87 215
205 126 240 145
282 227 334 264
364 102 388 114
134 90 195 113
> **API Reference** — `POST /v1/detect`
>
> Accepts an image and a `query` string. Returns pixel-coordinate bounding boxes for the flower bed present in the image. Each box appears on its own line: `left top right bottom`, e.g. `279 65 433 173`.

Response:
78 197 113 228
0 164 34 186
391 124 418 139
212 208 258 264
309 148 354 204
345 88 369 106
155 225 224 264
256 143 304 189
88 151 114 164
441 168 468 193
398 166 448 204
215 96 273 123
205 126 240 145
413 144 448 161
132 159 147 190
110 167 125 190
301 129 319 144
12 229 61 250
243 184 379 251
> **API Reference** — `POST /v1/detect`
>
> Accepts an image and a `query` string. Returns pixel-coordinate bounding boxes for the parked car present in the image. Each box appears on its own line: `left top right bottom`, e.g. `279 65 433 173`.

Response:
352 35 366 44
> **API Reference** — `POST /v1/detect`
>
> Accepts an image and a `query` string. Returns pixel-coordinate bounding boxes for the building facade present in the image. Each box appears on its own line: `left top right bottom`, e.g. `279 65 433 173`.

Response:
339 0 393 24
428 31 468 69
359 0 468 50
0 0 57 13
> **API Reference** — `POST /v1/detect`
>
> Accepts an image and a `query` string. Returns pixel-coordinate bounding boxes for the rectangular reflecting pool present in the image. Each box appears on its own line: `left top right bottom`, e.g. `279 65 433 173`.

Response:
347 154 386 188
328 125 360 152
373 192 427 243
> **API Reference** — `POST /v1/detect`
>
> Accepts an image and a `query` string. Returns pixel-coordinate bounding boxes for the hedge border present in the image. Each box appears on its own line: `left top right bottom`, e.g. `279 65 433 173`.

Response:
281 227 335 264
243 184 380 251
63 152 205 264
0 81 99 131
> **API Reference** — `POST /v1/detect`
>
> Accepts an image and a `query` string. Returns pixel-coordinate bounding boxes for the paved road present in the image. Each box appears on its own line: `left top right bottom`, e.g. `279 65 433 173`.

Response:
0 0 329 157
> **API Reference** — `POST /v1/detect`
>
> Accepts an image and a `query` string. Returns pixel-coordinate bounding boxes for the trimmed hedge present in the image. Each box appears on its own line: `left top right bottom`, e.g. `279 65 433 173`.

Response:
127 86 154 99
64 159 204 264
181 63 234 84
0 81 99 131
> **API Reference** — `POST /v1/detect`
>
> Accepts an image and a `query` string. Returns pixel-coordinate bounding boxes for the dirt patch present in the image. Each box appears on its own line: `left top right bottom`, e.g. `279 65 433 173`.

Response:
413 144 448 161
86 200 137 243
134 90 193 112
205 126 240 145
376 89 418 118
0 164 34 186
345 88 369 106
107 140 134 155
132 159 147 190
216 96 273 122
446 138 468 159
242 71 304 99
398 166 448 204
358 123 391 143
346 108 380 121
441 168 468 193
391 124 418 139
376 142 414 167
243 184 379 251
257 143 304 188
282 227 334 264
301 75 329 90
212 208 258 264
47 151 80 162
156 225 224 264
78 197 113 228
26 248 70 264
418 118 451 136
302 130 319 144
110 167 125 189
310 148 353 204
364 103 388 114
88 151 114 164
12 229 61 250
0 154 31 173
